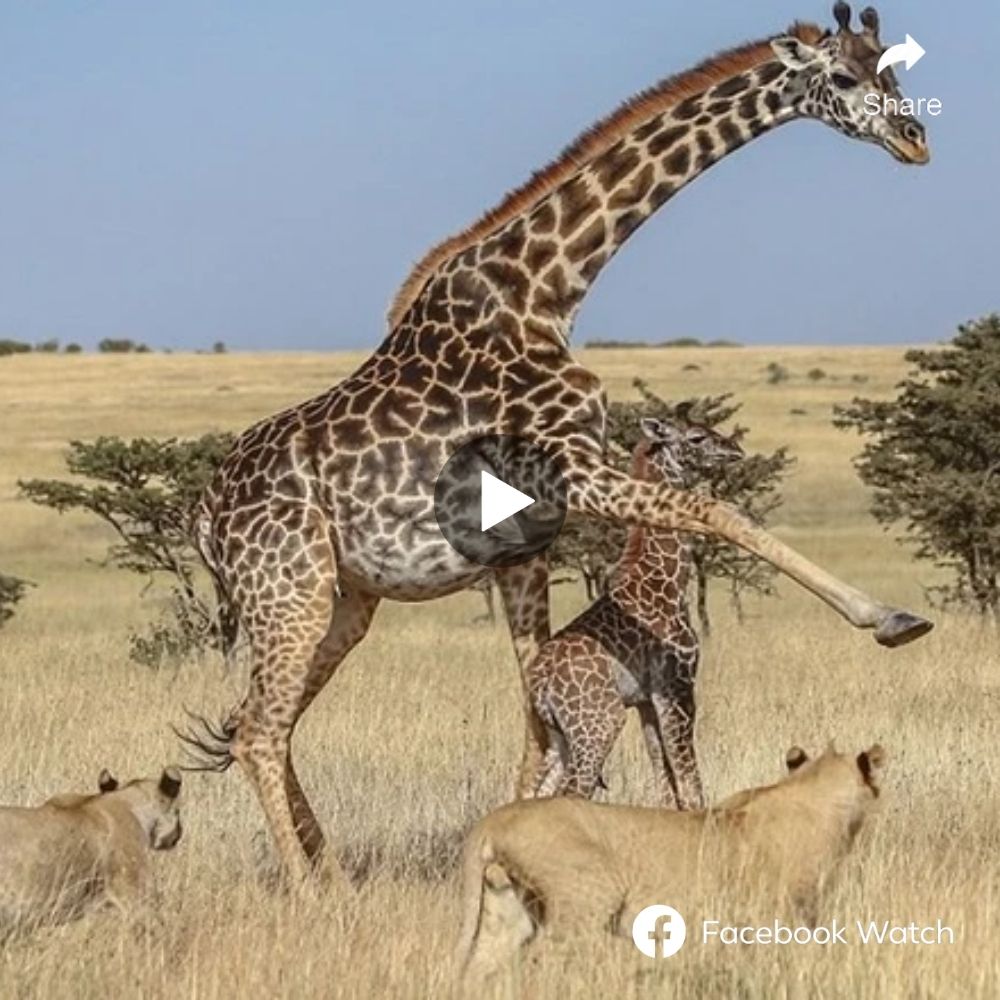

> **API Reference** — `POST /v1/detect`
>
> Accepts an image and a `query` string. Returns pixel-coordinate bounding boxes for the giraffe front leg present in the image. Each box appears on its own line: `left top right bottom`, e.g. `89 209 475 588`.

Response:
494 556 551 798
557 450 932 647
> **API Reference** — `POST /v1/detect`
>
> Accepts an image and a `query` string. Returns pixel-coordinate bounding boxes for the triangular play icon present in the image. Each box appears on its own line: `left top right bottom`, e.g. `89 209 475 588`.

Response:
480 471 535 532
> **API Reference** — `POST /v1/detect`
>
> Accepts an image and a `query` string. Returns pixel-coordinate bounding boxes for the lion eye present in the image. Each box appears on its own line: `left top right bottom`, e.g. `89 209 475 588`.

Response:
831 72 858 90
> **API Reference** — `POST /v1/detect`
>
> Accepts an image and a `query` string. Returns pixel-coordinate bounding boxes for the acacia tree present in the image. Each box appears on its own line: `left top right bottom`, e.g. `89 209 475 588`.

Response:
549 380 794 633
20 434 236 664
834 316 1000 617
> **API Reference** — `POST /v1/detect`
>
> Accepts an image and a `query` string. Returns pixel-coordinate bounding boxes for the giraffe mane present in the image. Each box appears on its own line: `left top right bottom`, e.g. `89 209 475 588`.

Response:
386 21 826 331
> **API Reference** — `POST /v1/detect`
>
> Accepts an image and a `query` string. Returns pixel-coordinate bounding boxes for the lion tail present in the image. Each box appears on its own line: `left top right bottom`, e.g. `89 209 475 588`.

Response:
454 822 498 974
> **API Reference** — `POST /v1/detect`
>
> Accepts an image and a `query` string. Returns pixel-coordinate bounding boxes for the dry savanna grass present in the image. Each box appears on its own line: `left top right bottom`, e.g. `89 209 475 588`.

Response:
0 346 997 998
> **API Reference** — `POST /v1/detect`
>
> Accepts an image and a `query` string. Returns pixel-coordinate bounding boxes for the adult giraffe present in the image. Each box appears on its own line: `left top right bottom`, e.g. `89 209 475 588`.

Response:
189 4 932 884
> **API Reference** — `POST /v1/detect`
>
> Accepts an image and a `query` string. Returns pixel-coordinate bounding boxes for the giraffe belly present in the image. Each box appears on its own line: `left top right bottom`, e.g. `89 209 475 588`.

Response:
337 530 489 602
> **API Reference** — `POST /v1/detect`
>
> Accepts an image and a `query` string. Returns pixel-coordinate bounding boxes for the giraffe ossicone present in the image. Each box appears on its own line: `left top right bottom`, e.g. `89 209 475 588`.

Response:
189 3 932 884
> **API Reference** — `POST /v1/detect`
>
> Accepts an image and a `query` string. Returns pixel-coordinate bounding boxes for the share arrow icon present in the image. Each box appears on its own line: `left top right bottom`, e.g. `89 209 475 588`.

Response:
876 34 926 75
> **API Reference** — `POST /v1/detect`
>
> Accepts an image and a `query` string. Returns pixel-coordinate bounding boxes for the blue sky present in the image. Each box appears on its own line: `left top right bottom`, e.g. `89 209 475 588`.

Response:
1 1 996 351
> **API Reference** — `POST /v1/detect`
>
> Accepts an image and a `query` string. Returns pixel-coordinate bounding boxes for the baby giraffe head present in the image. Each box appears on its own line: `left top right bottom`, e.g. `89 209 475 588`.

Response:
771 3 929 164
639 415 744 485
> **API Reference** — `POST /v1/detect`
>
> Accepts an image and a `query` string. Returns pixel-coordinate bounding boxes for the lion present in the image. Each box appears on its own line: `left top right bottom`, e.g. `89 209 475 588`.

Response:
456 743 885 980
0 766 183 935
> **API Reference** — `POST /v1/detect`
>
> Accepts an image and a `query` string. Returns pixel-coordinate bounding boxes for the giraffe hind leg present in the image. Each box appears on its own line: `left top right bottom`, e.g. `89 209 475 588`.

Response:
656 684 705 810
562 708 625 799
287 588 381 872
206 510 345 888
638 701 680 808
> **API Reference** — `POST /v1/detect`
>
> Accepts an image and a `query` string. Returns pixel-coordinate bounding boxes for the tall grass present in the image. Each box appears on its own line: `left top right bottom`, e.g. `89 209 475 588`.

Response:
0 348 995 997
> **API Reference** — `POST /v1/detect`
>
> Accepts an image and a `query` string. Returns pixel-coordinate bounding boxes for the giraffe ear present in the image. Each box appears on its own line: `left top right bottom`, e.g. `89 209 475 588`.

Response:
770 37 825 71
640 417 666 441
640 417 682 446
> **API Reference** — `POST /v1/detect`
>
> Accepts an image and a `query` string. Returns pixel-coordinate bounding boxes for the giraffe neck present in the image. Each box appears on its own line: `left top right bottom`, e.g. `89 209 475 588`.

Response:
496 66 800 339
390 38 809 341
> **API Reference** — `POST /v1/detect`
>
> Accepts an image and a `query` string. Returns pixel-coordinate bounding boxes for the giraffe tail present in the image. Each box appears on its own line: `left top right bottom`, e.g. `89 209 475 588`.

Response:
191 508 242 660
172 707 237 773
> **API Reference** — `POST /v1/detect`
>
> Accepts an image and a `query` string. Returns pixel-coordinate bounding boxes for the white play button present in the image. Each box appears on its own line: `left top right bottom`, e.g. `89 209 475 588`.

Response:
433 434 567 568
480 471 535 532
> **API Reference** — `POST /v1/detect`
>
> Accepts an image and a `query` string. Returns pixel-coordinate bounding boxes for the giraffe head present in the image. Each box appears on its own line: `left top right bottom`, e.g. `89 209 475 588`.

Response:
639 417 744 486
771 3 929 165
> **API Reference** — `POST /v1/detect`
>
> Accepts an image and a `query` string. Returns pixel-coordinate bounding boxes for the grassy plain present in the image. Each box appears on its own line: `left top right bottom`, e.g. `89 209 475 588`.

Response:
0 346 996 998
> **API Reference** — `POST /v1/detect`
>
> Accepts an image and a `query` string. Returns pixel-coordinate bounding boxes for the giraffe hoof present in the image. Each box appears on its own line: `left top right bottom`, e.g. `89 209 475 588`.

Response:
874 611 934 648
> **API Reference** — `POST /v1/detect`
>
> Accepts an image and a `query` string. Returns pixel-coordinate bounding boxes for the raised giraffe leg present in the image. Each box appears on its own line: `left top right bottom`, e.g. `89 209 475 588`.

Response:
493 557 551 798
558 449 932 646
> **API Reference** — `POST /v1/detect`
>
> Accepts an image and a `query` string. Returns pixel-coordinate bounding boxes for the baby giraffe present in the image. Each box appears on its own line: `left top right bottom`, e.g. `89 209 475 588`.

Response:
530 417 743 807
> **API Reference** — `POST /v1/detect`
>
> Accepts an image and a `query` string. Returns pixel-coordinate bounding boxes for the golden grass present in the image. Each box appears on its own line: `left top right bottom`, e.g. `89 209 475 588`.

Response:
0 346 997 998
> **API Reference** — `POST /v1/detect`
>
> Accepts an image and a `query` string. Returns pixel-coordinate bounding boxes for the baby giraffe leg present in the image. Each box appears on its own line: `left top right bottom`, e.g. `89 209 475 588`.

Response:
654 687 705 810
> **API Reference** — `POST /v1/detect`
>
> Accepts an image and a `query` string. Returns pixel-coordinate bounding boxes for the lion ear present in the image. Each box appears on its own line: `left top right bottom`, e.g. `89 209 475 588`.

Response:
98 769 119 793
785 746 809 772
857 744 887 783
159 767 182 800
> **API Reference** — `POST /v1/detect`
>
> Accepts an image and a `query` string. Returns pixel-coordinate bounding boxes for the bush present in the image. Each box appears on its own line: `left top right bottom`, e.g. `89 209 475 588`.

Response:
35 339 60 353
659 337 703 348
807 368 827 381
64 343 83 354
765 362 790 385
0 339 32 357
583 338 651 349
0 573 30 628
834 315 1000 617
20 434 237 665
97 338 150 354
212 341 227 354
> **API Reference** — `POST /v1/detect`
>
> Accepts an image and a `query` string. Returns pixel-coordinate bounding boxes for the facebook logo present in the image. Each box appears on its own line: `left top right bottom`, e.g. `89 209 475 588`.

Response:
631 904 687 958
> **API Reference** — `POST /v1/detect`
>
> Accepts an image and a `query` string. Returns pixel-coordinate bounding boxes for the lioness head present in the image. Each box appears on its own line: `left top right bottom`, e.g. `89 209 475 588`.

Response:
784 743 887 836
99 766 184 851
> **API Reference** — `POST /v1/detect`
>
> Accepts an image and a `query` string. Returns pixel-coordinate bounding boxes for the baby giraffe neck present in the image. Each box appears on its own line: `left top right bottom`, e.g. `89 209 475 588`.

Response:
608 448 691 599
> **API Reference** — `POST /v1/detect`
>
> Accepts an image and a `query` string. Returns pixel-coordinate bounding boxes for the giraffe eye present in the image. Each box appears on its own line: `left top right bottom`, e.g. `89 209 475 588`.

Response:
831 73 858 90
